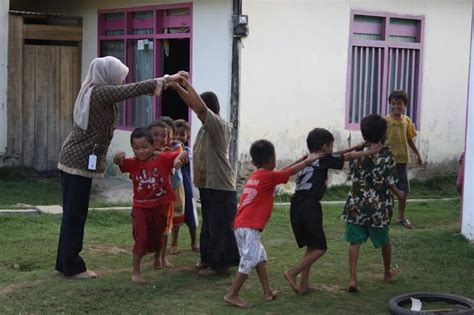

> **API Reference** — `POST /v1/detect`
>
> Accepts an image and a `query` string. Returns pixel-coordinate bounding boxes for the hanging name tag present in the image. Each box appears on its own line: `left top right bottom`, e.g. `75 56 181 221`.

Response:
88 154 97 170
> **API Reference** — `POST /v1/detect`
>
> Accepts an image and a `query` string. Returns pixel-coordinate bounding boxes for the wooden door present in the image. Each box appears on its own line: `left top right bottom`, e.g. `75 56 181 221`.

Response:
22 45 81 170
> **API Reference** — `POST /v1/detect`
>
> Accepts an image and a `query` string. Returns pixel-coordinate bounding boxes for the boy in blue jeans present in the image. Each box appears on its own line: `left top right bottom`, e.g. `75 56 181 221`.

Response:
342 114 405 292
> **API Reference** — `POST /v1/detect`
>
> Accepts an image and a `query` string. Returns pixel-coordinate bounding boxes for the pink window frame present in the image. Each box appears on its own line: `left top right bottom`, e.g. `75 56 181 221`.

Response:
345 10 425 130
97 2 193 131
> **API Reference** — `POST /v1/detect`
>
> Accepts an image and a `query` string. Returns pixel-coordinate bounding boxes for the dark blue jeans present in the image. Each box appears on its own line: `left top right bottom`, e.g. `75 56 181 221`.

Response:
55 172 92 276
199 188 239 270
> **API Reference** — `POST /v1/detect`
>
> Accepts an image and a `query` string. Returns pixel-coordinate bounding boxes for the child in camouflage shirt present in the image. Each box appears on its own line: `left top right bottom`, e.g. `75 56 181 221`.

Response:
342 114 405 292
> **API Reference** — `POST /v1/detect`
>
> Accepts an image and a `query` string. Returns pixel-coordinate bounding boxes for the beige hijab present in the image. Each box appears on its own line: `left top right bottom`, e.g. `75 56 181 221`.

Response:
73 56 129 130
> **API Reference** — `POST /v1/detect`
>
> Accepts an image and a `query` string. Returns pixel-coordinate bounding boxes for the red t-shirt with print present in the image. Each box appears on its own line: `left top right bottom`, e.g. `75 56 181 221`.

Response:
234 168 292 231
120 151 179 208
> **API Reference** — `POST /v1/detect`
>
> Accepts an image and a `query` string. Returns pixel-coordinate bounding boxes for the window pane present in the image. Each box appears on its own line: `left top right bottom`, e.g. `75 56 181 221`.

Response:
129 39 154 128
349 46 383 124
104 13 125 36
100 40 126 126
387 48 419 123
130 11 154 35
389 35 416 43
353 15 384 41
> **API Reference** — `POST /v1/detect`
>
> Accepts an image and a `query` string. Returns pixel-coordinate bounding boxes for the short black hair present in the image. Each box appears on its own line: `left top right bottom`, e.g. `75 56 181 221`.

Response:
148 120 168 130
388 90 409 106
250 139 275 168
130 127 154 146
360 114 387 143
159 116 176 132
175 119 190 131
200 91 220 115
306 128 334 152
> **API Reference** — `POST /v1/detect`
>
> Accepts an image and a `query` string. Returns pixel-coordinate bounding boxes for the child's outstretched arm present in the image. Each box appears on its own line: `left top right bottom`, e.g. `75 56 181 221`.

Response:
113 151 126 167
334 141 366 155
407 138 423 166
173 151 189 169
284 153 323 175
168 80 208 123
342 143 383 160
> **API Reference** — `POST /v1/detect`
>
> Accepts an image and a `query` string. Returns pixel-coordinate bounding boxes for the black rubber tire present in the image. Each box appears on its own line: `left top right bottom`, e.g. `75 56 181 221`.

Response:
388 292 474 315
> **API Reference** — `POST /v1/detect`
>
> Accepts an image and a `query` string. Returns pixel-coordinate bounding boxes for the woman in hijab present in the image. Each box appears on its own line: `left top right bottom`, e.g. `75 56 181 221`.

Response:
55 56 188 279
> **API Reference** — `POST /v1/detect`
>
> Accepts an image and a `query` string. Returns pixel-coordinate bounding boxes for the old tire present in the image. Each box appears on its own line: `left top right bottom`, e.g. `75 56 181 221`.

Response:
388 292 474 315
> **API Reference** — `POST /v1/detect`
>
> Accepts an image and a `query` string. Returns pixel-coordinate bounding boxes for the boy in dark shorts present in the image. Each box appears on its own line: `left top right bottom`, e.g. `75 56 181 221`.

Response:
342 114 405 292
284 128 381 294
385 90 423 229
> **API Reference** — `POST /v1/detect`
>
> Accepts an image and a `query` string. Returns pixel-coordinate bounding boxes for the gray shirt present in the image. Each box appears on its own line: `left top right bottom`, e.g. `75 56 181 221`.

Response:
193 108 236 191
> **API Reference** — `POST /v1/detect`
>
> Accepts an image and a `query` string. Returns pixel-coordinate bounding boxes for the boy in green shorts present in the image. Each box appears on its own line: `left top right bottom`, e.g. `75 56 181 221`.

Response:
342 114 405 292
385 90 423 229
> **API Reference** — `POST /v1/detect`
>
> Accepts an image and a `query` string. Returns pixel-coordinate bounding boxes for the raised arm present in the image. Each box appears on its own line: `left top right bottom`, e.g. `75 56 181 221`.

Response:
168 79 208 123
91 72 188 105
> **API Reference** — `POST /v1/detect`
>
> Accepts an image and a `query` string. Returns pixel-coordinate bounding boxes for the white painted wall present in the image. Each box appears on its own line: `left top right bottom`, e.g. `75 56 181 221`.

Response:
461 1 474 242
0 0 9 155
240 0 471 170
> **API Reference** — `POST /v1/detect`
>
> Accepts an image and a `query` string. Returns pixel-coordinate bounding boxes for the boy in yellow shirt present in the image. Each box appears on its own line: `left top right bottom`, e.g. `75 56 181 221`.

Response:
385 90 423 229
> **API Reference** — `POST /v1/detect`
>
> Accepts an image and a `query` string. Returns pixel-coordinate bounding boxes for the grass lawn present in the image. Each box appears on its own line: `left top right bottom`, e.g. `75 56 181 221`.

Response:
1 199 473 314
0 166 459 208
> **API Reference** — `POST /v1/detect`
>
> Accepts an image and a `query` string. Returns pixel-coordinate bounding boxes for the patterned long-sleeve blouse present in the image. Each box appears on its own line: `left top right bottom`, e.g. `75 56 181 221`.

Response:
58 79 162 178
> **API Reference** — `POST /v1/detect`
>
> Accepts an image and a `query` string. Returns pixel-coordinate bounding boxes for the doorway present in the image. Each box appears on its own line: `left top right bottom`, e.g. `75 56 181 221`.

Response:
160 38 190 121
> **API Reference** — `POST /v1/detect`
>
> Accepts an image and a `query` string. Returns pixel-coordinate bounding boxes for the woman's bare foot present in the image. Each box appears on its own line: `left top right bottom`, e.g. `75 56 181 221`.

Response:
67 270 99 279
162 257 172 268
264 289 278 301
131 273 145 284
224 294 252 308
298 286 317 295
283 271 299 294
347 280 359 293
170 246 179 255
191 245 200 252
384 268 395 282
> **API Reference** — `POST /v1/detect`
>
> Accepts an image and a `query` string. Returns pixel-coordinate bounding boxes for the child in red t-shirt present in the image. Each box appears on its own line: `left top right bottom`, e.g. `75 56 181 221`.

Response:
224 139 319 308
113 127 187 283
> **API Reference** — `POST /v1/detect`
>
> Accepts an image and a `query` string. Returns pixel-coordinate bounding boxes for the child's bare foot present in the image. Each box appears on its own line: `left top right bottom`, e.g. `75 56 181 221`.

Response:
224 294 252 308
347 280 359 293
298 286 317 295
384 268 395 282
67 270 99 279
264 289 278 301
153 257 162 270
131 273 145 284
191 245 200 252
283 271 299 294
170 246 179 255
162 257 172 268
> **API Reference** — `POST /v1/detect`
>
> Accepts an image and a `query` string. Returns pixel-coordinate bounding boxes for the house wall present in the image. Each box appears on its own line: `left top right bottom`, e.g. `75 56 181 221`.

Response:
9 0 233 173
240 0 471 179
462 0 474 242
0 0 10 155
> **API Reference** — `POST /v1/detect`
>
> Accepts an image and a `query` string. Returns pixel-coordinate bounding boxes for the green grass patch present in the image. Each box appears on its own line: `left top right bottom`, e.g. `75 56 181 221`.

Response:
0 199 473 314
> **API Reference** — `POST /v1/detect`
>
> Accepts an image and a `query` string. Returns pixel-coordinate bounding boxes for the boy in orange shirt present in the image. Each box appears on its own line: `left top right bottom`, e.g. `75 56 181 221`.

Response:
224 139 319 308
385 90 423 229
